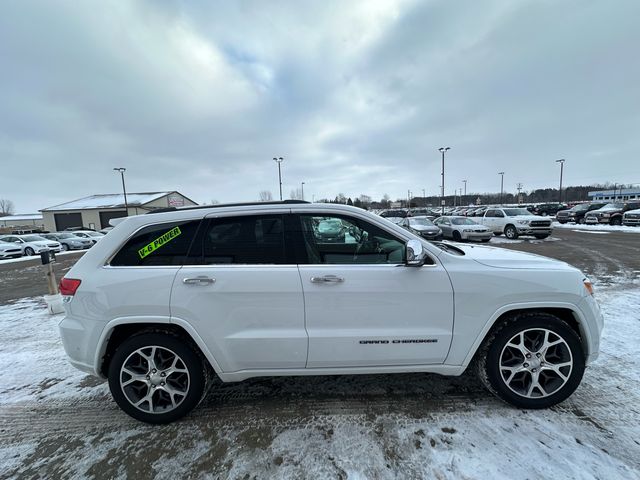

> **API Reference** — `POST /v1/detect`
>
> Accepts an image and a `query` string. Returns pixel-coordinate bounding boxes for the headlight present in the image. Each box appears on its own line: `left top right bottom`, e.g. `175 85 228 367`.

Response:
462 229 474 232
517 220 529 225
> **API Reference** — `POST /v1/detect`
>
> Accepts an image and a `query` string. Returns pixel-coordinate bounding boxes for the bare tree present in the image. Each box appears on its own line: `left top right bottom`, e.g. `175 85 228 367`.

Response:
0 199 15 215
289 188 303 200
258 190 273 202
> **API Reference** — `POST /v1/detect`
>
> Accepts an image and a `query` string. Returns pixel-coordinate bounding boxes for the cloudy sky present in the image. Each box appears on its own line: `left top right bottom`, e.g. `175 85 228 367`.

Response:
1 0 639 212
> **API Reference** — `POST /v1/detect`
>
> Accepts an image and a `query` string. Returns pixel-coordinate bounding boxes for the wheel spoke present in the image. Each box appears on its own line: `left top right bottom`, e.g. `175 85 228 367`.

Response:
122 368 147 387
501 365 526 385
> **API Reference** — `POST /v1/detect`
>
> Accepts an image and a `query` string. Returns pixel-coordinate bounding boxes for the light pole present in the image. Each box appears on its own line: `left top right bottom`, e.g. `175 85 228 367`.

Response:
439 147 451 215
273 157 284 200
422 188 426 207
498 172 505 205
301 182 305 201
556 159 565 203
517 183 523 205
462 179 467 204
113 168 129 216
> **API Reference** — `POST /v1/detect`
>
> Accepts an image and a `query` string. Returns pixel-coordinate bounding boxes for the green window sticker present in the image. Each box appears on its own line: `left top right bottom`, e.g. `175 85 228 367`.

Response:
138 226 182 259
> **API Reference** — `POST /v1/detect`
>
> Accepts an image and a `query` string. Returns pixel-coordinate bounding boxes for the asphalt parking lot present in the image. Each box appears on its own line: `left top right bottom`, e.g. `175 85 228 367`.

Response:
0 228 639 478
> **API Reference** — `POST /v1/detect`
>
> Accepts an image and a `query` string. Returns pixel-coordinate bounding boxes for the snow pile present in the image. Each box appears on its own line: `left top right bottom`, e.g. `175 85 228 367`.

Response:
554 222 640 233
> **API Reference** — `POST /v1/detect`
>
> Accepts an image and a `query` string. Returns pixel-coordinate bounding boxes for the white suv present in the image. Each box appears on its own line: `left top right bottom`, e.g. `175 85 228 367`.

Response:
58 201 603 423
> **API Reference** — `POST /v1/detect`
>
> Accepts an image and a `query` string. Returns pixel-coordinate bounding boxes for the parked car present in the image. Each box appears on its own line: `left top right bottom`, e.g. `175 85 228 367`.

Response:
314 218 346 243
71 230 105 244
622 208 640 226
58 202 602 423
584 201 640 225
556 203 607 224
0 234 62 256
531 203 568 216
433 216 492 242
478 208 553 239
0 239 23 259
380 209 408 219
400 216 442 240
41 233 94 251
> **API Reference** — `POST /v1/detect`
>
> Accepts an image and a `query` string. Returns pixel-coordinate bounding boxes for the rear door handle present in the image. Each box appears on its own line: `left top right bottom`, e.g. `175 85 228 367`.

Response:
310 275 345 284
182 276 215 285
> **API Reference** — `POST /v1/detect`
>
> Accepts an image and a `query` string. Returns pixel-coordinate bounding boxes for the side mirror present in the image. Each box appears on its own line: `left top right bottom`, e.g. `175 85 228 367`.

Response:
406 239 427 267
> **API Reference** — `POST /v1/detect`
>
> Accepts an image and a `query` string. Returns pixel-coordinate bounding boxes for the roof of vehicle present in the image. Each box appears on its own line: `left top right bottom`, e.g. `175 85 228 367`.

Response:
148 200 309 214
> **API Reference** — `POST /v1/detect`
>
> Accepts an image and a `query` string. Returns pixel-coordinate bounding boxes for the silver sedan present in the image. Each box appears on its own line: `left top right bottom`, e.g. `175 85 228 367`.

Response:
433 216 492 242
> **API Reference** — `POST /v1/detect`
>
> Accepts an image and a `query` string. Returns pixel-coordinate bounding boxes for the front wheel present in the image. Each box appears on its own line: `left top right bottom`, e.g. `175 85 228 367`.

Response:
61 244 69 251
452 231 462 242
610 217 622 226
24 247 35 256
504 225 519 239
476 313 585 409
108 333 208 424
534 234 549 239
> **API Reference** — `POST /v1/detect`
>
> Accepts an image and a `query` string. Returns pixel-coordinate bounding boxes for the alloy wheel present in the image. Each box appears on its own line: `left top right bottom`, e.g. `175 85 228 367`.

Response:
120 345 190 414
499 328 573 398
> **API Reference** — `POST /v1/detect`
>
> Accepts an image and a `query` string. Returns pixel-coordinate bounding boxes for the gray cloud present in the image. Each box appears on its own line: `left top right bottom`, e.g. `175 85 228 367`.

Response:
1 0 639 212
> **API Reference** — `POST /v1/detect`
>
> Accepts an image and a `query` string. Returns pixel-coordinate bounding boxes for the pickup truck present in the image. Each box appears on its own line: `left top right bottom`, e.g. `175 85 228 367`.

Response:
479 207 553 240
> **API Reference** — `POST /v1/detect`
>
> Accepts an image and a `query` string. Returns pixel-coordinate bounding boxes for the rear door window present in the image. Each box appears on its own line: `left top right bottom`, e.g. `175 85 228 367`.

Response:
188 215 288 265
110 220 201 266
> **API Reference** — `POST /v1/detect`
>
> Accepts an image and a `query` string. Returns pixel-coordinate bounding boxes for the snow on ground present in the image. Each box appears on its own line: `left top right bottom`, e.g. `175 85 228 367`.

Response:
553 222 640 233
1 288 639 478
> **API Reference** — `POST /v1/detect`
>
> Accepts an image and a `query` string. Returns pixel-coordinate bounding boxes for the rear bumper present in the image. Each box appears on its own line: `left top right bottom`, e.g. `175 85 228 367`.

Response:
58 312 104 377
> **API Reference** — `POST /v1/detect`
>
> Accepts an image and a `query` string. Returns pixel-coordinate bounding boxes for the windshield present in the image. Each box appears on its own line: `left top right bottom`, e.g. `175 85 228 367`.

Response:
57 233 77 239
504 208 531 217
601 203 623 210
22 235 46 242
409 218 434 226
452 218 479 225
317 219 342 232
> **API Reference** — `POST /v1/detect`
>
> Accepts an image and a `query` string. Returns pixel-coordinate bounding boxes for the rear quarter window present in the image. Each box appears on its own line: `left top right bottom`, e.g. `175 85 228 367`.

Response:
110 220 201 266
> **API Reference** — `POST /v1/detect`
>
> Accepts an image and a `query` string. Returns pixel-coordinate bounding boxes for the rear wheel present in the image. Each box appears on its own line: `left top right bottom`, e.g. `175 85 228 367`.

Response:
452 231 462 242
476 313 585 409
504 225 519 239
108 333 208 424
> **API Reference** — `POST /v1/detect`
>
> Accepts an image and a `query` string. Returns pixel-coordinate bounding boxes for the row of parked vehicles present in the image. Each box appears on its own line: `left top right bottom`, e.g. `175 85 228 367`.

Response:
0 229 105 260
380 205 553 241
557 201 640 226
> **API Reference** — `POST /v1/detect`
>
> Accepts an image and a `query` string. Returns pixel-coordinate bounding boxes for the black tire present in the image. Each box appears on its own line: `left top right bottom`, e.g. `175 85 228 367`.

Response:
481 238 491 243
493 232 502 236
452 231 462 242
24 247 35 256
108 333 208 424
476 312 585 409
504 225 519 239
610 216 622 226
534 234 549 239
61 243 69 251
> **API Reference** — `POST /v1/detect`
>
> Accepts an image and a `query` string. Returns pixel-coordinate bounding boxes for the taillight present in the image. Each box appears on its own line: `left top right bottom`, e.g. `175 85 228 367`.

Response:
59 278 82 296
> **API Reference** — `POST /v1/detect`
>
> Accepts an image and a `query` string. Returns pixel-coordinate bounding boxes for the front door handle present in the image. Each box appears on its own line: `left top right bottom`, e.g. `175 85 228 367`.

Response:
182 276 215 285
310 275 345 284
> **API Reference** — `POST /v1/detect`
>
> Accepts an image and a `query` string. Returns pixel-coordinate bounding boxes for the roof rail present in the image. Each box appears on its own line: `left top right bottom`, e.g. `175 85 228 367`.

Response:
147 200 310 214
